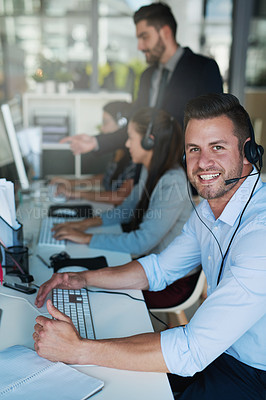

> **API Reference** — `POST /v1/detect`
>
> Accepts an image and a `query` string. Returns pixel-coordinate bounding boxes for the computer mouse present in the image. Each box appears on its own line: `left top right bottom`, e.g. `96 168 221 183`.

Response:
52 208 77 217
52 194 66 203
57 266 88 273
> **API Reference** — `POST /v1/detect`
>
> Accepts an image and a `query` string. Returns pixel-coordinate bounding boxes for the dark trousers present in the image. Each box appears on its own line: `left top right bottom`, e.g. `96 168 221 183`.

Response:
168 353 266 400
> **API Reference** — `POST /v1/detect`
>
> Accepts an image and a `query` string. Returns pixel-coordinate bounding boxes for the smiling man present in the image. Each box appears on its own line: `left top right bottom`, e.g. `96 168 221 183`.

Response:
185 115 252 217
34 94 266 400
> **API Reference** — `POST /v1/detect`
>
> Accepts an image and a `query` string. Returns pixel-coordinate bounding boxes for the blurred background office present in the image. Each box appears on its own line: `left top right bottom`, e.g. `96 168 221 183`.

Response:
0 0 265 179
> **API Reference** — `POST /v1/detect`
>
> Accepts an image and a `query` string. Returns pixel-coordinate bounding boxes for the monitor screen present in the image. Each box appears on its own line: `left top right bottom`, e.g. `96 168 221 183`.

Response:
0 111 22 187
8 97 24 132
0 111 13 168
1 104 30 191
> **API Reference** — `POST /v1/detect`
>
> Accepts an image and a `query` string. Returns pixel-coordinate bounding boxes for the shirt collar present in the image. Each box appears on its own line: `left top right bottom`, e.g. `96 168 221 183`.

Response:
218 168 262 226
159 46 184 74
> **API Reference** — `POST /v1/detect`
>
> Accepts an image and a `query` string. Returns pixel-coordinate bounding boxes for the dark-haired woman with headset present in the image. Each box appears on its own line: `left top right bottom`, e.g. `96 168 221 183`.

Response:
52 107 200 308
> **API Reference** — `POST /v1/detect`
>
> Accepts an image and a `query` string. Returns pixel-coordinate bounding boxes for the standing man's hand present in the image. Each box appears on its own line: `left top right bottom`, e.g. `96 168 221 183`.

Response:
60 134 98 155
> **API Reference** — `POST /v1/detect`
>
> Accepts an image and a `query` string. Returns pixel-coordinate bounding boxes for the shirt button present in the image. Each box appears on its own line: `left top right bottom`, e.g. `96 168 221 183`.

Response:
208 255 211 260
214 226 218 230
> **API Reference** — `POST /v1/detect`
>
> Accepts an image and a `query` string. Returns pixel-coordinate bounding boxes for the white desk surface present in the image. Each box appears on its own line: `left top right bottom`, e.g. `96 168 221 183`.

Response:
0 194 174 400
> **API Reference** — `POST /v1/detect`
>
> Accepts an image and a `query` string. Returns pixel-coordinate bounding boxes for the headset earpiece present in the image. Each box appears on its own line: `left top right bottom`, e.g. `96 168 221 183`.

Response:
244 141 264 166
141 115 155 150
182 152 186 169
141 135 155 150
141 110 176 151
116 112 128 128
244 118 264 168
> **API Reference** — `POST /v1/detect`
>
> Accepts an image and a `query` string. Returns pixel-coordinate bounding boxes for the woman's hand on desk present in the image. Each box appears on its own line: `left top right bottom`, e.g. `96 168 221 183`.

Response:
52 216 102 232
33 299 84 363
53 226 92 244
35 271 88 308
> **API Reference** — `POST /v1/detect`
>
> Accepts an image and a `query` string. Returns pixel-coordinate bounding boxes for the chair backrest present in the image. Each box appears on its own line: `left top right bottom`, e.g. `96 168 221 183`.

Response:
150 270 206 313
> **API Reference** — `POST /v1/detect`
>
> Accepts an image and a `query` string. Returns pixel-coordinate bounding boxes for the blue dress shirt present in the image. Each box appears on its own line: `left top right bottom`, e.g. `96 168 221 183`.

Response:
90 166 192 256
139 173 266 376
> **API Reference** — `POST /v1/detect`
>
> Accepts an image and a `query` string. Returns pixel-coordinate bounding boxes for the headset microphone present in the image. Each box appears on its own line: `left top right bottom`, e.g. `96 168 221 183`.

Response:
225 171 260 185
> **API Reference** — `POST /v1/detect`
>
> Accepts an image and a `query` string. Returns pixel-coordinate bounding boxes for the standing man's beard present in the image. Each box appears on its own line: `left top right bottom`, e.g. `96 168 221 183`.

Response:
143 36 166 65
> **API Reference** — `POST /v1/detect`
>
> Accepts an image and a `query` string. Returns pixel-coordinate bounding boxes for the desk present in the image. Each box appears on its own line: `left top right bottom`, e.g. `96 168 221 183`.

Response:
0 195 174 399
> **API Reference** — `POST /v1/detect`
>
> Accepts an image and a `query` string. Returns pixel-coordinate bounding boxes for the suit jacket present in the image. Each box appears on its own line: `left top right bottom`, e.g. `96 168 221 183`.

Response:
97 47 223 153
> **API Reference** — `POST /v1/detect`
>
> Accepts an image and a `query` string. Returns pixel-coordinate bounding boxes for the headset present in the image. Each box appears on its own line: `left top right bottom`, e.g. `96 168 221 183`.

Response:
224 117 264 185
141 109 157 150
141 109 175 151
116 111 128 128
141 120 155 150
244 117 264 168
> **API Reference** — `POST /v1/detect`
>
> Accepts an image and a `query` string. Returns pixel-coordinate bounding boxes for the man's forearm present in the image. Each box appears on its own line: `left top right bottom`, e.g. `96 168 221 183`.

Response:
77 332 169 372
35 260 149 308
85 261 150 291
35 308 169 372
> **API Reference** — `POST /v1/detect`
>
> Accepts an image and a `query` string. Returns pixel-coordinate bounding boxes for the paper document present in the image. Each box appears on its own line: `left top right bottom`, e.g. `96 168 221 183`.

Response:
0 345 104 399
0 179 19 230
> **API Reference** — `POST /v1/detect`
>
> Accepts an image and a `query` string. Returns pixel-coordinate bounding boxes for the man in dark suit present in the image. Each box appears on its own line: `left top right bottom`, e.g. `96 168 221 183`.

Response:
62 2 223 155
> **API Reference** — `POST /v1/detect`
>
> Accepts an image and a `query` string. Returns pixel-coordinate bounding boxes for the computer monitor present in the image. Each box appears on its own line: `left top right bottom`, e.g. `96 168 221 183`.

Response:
1 104 30 191
8 97 24 132
0 108 19 184
0 109 14 169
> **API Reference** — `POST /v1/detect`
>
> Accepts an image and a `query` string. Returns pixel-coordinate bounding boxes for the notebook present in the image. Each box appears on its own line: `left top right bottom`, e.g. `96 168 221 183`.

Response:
0 345 104 399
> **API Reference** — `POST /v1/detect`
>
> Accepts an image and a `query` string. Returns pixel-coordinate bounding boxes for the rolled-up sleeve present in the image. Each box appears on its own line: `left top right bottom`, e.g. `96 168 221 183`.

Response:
138 217 202 291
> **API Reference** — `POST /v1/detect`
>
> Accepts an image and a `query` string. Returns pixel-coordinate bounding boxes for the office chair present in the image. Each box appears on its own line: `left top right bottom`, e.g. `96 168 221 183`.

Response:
150 270 206 327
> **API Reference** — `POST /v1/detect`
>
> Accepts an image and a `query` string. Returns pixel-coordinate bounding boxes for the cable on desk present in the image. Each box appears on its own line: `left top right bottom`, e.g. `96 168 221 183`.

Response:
31 284 40 289
85 287 146 302
30 286 169 328
0 291 41 314
84 287 169 329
